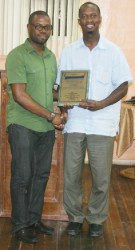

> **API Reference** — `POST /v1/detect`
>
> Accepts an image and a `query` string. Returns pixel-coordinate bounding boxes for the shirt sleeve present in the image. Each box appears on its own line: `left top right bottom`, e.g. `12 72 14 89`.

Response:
56 48 68 85
112 48 133 87
6 49 27 84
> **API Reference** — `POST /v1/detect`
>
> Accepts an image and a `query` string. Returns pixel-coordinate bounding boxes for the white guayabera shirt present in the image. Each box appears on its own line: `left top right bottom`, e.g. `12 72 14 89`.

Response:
56 36 132 136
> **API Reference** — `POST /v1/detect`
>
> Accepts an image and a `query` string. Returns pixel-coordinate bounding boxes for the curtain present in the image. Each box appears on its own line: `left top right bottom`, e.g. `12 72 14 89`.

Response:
0 0 29 55
0 0 81 58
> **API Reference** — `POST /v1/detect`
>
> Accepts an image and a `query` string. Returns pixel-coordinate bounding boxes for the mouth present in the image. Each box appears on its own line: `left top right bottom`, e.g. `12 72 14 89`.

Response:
39 35 46 40
86 24 94 29
36 35 48 44
38 35 48 43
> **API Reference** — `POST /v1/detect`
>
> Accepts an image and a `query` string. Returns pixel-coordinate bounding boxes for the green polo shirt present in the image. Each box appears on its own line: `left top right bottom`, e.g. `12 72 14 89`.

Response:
6 39 57 132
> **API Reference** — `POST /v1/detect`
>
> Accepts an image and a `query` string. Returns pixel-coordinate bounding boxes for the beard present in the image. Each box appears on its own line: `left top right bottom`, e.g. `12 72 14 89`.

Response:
30 34 49 45
87 31 94 35
34 39 46 45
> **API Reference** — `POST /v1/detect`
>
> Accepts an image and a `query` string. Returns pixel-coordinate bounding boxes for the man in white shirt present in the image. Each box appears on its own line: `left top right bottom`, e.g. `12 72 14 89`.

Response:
56 1 132 237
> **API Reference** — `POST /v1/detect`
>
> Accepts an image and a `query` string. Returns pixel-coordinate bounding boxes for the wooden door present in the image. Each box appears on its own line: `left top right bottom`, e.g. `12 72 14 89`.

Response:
0 69 68 220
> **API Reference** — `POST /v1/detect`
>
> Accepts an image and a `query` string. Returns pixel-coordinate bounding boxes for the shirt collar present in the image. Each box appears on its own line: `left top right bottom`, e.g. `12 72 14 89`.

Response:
76 35 106 50
24 39 51 57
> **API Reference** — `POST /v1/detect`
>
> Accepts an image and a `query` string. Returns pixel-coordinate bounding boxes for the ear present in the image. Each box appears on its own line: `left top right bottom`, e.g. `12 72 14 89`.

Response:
99 16 102 25
27 23 30 33
78 18 81 25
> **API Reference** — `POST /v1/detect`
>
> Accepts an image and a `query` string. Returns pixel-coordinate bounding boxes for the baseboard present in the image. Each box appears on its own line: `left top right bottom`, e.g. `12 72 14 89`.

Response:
85 158 135 166
113 159 135 166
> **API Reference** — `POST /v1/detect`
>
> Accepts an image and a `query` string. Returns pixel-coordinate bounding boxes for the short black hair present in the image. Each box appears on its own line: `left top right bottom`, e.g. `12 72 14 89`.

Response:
79 2 101 17
28 10 49 24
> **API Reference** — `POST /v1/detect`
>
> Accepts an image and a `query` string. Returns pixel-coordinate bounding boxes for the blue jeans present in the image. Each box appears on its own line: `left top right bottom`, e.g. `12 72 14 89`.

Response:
8 124 55 234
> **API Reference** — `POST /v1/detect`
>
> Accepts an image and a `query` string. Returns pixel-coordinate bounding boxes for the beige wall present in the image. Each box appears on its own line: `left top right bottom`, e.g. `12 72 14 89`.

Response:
80 0 135 163
113 141 135 165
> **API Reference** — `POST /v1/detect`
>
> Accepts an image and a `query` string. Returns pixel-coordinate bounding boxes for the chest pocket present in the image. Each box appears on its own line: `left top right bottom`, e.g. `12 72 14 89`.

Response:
92 67 112 100
96 69 111 85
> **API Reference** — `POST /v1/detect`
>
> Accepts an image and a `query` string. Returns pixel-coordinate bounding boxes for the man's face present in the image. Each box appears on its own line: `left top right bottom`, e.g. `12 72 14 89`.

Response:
27 15 52 45
78 4 102 35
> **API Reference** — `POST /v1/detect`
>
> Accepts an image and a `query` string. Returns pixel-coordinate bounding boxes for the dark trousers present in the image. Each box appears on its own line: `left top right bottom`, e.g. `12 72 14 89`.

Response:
8 124 55 234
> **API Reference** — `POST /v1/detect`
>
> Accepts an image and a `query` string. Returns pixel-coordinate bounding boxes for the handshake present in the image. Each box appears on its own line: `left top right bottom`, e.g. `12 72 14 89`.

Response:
49 111 68 130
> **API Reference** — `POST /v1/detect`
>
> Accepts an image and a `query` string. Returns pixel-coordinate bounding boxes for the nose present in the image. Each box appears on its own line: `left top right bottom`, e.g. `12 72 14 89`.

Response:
85 14 96 23
86 16 93 22
40 27 47 32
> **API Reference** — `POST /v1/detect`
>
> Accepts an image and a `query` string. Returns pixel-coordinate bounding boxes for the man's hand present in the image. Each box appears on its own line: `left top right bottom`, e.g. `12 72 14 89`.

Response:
51 113 64 126
52 113 67 130
63 104 73 109
79 99 104 111
79 82 128 111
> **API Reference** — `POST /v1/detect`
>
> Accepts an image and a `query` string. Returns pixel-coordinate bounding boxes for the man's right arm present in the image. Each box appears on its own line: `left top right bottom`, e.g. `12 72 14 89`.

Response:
11 83 63 126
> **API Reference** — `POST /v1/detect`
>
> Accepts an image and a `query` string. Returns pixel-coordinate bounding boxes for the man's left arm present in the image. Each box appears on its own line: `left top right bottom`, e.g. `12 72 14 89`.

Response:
79 81 128 111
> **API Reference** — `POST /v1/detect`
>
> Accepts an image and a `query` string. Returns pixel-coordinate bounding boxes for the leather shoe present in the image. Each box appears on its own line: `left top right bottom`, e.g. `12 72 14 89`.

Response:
89 224 103 237
15 228 38 244
67 222 82 236
32 221 54 235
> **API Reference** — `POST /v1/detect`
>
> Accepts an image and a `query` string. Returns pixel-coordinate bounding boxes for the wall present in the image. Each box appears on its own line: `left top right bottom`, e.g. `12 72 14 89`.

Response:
90 0 135 163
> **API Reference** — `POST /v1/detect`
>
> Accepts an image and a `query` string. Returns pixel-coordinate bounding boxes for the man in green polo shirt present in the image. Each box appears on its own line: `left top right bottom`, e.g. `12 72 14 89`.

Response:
6 10 64 244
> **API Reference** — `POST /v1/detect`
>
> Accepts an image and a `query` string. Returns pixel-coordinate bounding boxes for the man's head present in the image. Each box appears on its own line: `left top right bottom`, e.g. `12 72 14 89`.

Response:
78 2 102 36
27 11 52 45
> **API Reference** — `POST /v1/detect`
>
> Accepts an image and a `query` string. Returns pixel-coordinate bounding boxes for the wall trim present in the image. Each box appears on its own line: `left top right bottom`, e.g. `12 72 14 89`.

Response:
113 159 135 166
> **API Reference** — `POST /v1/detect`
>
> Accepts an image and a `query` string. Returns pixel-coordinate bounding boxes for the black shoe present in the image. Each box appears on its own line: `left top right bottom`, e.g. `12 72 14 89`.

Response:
67 222 82 236
89 224 103 237
15 228 38 244
32 221 54 235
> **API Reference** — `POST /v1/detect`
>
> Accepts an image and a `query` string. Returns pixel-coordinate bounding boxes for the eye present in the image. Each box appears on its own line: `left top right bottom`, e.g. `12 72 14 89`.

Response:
35 24 42 29
91 14 97 19
81 15 87 19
